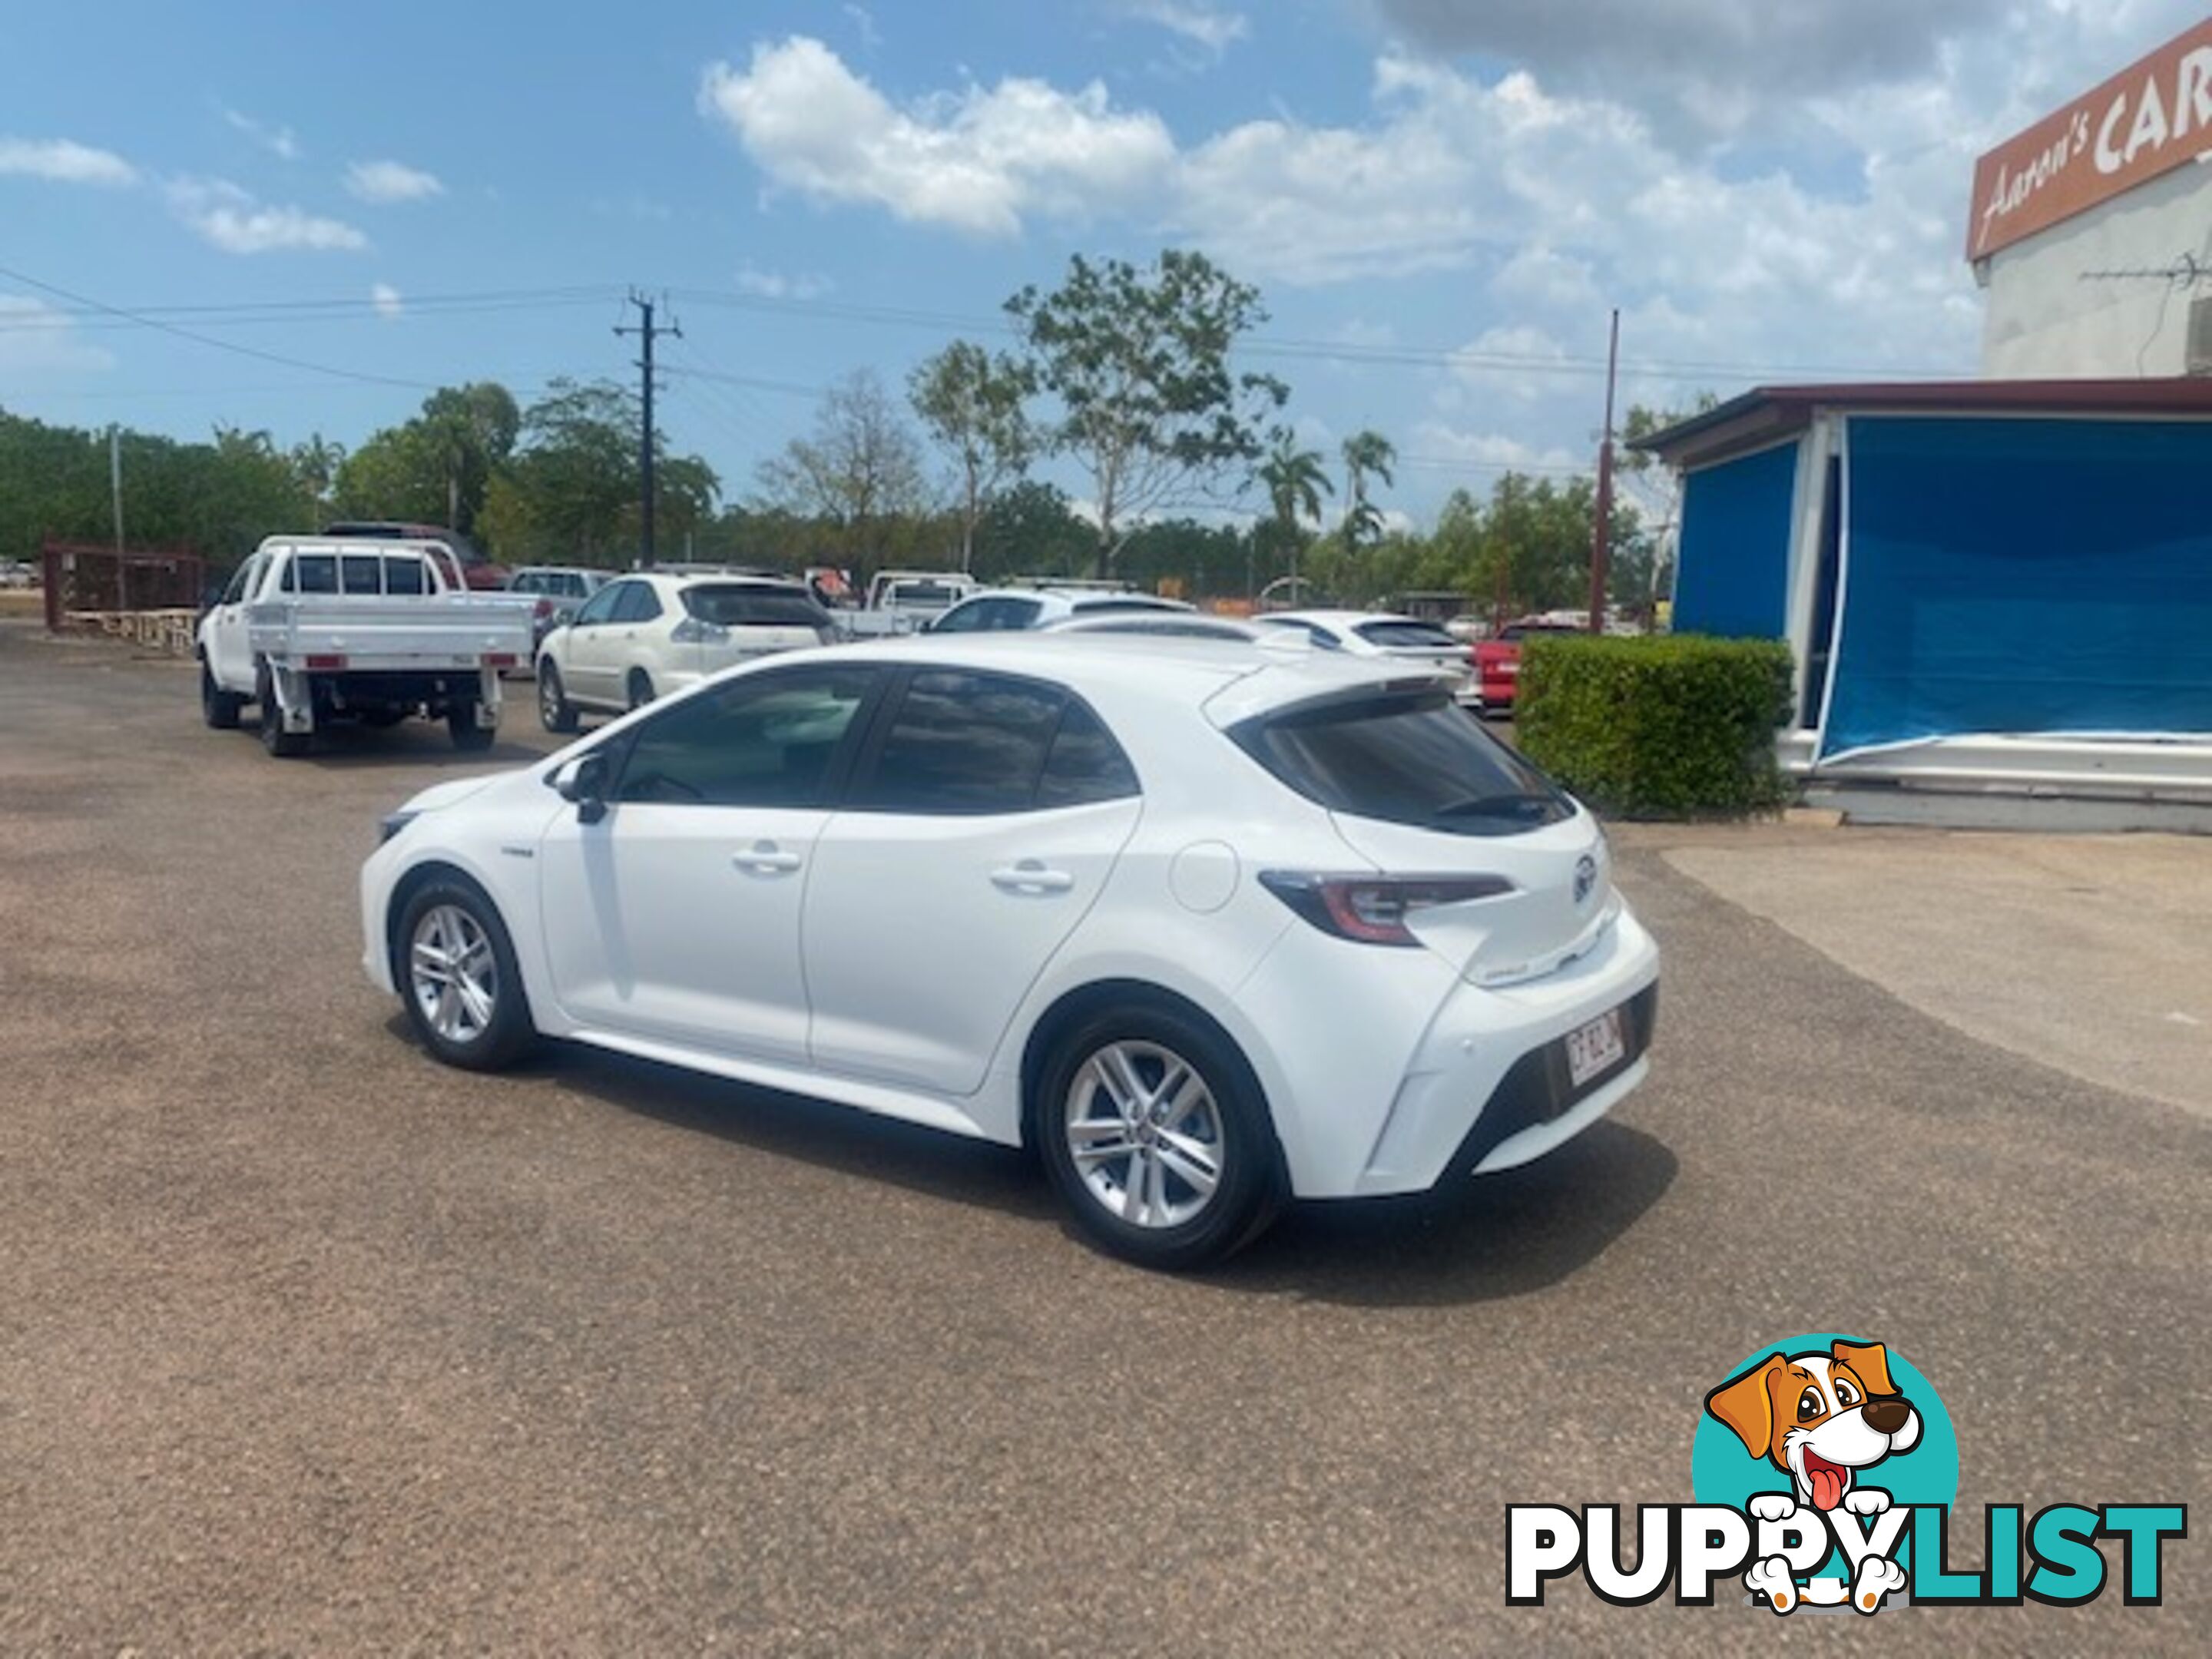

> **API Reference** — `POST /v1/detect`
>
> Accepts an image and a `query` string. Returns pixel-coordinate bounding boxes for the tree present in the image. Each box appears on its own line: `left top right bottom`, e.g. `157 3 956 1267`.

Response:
972 479 1092 581
1007 249 1287 578
1257 429 1332 604
481 379 718 565
289 432 345 519
1339 429 1396 551
331 381 519 534
1620 393 1718 603
756 369 929 569
909 341 1033 572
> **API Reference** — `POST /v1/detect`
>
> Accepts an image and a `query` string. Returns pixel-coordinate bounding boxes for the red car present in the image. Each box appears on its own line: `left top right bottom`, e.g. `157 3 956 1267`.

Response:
1472 619 1584 717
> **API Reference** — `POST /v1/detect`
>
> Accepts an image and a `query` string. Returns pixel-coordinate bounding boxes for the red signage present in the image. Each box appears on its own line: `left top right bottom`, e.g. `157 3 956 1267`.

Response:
1968 17 2212 260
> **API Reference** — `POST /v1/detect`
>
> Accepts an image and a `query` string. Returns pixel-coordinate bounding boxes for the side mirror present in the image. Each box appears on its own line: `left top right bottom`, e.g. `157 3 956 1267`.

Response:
549 752 610 824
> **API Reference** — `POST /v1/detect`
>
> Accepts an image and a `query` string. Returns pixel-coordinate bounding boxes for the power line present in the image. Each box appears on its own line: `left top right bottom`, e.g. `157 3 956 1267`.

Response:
0 260 455 390
0 287 628 335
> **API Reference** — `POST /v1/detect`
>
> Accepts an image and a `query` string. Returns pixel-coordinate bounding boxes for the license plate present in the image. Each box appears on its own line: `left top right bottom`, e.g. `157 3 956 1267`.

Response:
1565 1007 1628 1088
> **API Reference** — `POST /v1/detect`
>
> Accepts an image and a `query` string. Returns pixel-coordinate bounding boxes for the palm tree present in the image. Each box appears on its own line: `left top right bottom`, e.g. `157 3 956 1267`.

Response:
1339 429 1396 553
1258 430 1333 604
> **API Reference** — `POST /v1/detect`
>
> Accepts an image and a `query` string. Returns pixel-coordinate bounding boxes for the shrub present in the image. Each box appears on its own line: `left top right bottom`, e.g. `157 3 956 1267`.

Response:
1515 634 1795 820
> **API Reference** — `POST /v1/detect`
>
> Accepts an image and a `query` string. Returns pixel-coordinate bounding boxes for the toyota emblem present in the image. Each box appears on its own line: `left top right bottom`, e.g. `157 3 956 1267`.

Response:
1573 854 1598 906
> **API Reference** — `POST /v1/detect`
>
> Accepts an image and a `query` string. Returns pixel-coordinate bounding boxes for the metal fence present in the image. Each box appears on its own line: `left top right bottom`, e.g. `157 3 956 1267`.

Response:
41 541 207 654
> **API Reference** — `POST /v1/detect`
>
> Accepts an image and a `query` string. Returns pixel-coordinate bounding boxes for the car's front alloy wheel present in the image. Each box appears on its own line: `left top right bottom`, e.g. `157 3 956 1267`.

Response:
1038 1005 1280 1270
396 881 536 1071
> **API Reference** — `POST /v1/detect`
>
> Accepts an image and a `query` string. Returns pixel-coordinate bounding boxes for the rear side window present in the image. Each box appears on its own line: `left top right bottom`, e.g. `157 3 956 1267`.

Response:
683 584 831 630
853 671 1068 813
1037 702 1140 808
384 557 426 594
341 555 382 594
291 554 338 594
1234 691 1572 836
611 584 664 624
1355 620 1458 650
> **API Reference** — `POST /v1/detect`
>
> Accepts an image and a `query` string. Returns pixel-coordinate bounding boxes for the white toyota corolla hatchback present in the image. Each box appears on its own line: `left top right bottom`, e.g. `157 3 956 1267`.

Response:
362 636 1658 1269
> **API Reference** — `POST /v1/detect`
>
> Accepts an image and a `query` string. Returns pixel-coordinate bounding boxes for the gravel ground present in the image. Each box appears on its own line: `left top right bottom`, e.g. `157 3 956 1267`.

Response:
1 623 2206 1654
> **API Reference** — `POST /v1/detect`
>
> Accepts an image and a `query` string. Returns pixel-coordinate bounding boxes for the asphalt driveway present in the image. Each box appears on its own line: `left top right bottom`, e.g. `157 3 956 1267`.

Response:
1 623 2205 1654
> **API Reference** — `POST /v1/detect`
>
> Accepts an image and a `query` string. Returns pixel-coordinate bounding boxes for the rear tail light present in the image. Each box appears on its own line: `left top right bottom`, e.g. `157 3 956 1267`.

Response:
303 653 347 671
1259 871 1514 946
534 598 555 621
671 617 729 644
482 653 518 669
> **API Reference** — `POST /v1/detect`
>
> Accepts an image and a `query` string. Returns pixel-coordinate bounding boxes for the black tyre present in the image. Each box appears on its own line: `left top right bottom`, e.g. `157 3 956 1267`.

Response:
538 661 579 733
625 668 655 711
1035 1002 1282 1271
394 879 537 1071
200 664 243 730
257 666 310 757
449 697 496 751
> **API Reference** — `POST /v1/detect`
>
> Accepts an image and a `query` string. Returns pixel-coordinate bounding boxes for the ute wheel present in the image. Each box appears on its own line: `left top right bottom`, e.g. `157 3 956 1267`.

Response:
1035 1002 1282 1271
625 668 655 711
257 666 310 757
395 879 537 1071
448 697 496 751
538 661 579 733
201 664 243 730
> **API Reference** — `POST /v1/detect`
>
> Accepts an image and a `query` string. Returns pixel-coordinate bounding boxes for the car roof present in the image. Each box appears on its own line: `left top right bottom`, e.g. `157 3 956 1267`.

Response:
835 631 1455 724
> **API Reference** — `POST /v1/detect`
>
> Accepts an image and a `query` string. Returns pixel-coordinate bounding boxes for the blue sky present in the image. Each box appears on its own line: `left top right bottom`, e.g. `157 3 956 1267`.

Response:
3 1 2204 528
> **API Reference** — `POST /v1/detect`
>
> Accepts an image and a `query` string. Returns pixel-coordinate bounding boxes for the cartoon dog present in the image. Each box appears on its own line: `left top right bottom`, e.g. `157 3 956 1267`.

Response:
1705 1339 1922 1614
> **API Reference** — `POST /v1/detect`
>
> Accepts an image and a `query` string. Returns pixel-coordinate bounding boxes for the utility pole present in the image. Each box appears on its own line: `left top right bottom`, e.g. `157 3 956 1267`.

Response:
615 291 680 570
1588 306 1620 634
111 425 127 611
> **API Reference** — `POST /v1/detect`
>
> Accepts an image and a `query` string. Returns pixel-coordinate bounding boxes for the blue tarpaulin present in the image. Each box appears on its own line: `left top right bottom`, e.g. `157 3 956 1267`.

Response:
1671 440 1799 641
1821 416 2212 758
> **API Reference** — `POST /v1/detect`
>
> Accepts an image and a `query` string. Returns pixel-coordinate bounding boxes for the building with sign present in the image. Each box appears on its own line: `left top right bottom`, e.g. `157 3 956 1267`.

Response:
1974 16 2212 376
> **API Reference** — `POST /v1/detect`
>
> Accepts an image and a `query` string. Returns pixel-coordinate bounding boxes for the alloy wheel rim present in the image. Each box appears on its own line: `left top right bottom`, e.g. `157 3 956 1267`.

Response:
539 671 560 723
1064 1039 1225 1229
409 905 498 1044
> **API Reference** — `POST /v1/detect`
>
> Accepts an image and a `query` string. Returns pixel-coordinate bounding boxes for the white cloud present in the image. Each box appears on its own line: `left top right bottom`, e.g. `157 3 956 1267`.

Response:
843 3 882 50
1118 2 1250 57
344 159 445 204
735 262 833 300
371 281 403 319
167 178 368 253
0 295 115 376
220 105 300 161
0 137 137 187
698 35 1177 236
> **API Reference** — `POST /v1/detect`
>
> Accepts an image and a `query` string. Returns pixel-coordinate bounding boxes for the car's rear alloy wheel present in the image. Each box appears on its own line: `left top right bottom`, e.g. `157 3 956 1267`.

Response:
1040 1007 1280 1270
398 882 535 1071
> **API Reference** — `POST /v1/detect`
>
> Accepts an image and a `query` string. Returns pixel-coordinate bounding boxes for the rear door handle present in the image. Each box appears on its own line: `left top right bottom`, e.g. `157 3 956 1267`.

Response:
991 860 1075 894
733 841 803 875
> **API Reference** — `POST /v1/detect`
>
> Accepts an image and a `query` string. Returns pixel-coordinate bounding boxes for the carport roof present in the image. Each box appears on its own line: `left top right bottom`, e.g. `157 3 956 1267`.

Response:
1633 376 2212 471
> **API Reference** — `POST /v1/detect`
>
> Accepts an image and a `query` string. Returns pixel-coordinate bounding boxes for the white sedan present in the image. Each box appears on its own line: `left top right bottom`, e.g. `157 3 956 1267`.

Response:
361 636 1657 1270
1258 609 1480 704
535 571 833 728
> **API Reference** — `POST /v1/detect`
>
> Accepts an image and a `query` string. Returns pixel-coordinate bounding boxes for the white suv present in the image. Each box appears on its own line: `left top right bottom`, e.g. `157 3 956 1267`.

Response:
363 636 1659 1270
535 571 832 729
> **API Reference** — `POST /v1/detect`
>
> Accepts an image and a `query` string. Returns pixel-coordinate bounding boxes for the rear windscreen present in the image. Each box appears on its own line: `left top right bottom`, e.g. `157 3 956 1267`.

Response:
683 585 831 629
1355 620 1459 650
1234 691 1573 835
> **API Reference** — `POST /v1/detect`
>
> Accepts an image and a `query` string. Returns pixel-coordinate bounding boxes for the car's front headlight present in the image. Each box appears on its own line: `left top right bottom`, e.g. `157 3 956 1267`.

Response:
378 810 420 844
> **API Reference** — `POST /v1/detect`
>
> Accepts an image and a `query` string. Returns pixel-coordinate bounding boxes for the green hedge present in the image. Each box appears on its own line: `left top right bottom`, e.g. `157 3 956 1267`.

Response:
1515 634 1796 820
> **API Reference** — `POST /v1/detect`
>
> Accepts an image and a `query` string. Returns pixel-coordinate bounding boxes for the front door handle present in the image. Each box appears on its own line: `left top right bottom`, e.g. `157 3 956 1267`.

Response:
733 841 803 875
991 860 1075 894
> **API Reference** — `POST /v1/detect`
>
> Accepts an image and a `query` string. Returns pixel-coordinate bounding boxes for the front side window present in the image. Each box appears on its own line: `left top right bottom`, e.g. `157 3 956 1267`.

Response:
1234 690 1572 836
851 670 1071 814
222 555 263 605
611 666 880 807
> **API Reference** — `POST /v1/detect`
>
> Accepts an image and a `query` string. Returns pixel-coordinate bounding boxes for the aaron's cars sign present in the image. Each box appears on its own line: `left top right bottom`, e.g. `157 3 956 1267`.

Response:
1969 15 2212 260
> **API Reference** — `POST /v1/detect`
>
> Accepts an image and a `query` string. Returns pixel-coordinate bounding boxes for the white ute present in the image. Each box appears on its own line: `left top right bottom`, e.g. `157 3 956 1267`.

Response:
197 535 535 757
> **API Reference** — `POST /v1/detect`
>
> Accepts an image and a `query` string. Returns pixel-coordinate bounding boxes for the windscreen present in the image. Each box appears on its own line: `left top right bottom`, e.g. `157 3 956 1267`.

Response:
1235 690 1573 836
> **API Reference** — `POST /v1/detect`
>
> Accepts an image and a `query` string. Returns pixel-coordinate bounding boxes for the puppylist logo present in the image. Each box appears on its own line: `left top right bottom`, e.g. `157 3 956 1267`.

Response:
1508 1333 2187 1617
